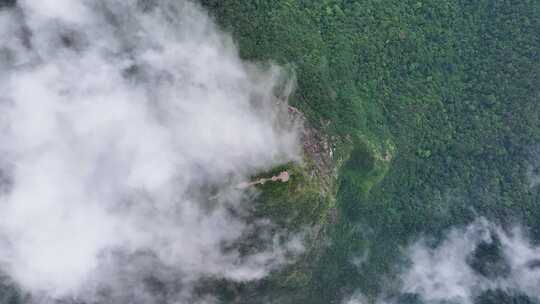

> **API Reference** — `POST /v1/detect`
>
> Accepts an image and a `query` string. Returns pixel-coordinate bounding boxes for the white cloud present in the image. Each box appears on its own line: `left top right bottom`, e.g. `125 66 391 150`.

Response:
401 219 540 304
0 0 301 301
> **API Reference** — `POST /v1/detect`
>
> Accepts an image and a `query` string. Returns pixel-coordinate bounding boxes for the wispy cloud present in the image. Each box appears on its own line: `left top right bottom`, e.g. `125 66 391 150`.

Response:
402 219 540 304
344 218 540 304
0 0 301 302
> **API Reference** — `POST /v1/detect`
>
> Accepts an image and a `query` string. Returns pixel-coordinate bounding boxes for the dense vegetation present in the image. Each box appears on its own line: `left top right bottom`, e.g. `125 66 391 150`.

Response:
201 1 540 303
0 1 538 303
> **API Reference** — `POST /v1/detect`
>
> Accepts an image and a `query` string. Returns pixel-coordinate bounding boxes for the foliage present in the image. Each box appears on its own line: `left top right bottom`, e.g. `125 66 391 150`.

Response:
251 160 336 230
202 0 540 303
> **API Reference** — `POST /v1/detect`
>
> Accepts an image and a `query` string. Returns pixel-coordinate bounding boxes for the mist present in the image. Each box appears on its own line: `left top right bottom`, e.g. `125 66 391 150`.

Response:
401 219 540 304
0 0 302 302
342 219 540 304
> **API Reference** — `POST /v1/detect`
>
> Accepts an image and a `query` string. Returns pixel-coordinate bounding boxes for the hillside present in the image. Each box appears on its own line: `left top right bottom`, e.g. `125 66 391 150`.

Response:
200 1 540 303
0 1 539 303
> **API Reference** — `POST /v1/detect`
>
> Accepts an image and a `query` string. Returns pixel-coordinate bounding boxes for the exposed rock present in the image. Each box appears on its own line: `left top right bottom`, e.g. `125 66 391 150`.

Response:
287 105 338 198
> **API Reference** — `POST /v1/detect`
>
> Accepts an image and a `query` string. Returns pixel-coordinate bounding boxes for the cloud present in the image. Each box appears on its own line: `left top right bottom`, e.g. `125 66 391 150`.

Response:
401 218 540 304
0 0 301 302
343 292 372 304
342 219 540 304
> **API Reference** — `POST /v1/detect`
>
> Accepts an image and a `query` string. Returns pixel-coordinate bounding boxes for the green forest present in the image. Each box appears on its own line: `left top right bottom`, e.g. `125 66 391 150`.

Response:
0 0 539 303
199 1 540 303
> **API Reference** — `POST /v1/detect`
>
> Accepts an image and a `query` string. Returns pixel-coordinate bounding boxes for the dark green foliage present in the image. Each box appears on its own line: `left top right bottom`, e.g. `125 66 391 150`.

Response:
475 289 537 304
467 233 511 279
251 162 335 229
0 0 16 9
0 278 22 304
202 0 540 302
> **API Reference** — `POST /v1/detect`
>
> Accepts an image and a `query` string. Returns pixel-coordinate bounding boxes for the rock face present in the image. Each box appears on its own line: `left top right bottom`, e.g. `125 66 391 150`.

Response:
287 105 339 198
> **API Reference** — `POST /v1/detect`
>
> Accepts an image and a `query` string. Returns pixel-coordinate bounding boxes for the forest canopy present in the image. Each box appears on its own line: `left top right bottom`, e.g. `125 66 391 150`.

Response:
201 1 540 303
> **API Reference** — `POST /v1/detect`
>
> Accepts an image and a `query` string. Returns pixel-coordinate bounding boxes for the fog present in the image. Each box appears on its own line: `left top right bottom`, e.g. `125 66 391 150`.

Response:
0 0 301 302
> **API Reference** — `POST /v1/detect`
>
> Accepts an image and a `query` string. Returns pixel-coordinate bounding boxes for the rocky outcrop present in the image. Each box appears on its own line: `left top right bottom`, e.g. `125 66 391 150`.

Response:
287 105 339 198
